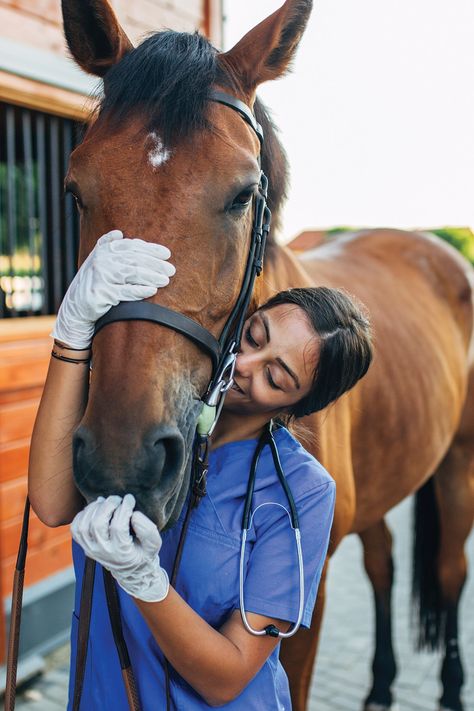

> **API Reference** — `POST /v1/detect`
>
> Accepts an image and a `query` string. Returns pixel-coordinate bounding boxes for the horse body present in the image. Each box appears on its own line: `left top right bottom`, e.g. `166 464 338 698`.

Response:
266 229 474 710
266 229 472 530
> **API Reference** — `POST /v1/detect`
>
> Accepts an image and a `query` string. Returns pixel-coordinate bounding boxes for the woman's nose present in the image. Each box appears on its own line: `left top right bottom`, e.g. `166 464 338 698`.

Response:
235 350 260 377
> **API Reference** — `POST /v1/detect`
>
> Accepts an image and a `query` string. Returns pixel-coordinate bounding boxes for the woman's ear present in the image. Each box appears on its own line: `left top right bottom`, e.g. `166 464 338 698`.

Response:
219 0 312 96
62 0 133 77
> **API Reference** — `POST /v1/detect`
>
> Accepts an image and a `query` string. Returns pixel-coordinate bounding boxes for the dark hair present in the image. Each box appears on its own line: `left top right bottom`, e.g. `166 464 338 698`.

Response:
260 287 373 418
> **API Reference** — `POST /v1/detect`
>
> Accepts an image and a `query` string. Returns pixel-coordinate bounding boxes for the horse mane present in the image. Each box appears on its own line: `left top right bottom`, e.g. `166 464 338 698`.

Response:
94 30 288 245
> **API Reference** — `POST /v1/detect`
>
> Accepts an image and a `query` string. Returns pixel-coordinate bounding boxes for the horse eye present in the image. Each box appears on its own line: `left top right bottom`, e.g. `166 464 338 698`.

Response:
65 187 83 210
231 188 255 210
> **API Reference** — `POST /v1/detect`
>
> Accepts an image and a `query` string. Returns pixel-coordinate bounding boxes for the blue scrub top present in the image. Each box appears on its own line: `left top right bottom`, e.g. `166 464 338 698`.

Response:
68 426 335 710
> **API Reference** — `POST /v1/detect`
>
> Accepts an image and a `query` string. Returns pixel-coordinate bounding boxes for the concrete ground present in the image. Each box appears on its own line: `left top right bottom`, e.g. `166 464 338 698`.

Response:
11 497 474 710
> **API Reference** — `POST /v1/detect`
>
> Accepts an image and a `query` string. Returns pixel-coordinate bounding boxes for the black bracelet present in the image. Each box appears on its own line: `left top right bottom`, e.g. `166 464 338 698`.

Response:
51 350 91 365
53 339 91 352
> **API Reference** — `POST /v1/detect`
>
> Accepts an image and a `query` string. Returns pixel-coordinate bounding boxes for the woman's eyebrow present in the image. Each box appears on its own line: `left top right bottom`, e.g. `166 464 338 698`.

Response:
260 312 301 390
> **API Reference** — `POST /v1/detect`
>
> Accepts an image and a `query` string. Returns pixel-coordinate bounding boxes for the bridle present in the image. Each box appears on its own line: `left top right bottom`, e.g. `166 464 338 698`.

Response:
4 90 271 711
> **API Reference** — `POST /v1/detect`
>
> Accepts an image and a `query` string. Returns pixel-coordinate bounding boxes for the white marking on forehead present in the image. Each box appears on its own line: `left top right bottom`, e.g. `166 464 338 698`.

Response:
147 131 171 169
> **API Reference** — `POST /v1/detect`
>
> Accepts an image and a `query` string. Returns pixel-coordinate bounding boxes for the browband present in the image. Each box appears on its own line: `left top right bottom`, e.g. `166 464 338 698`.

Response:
94 302 220 372
208 90 264 145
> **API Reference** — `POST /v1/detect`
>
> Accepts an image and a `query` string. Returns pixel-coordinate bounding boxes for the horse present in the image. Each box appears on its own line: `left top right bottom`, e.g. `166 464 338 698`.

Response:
60 1 474 709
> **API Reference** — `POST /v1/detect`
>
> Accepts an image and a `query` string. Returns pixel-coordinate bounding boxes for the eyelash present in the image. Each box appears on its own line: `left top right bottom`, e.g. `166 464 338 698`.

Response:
245 326 281 391
245 326 258 348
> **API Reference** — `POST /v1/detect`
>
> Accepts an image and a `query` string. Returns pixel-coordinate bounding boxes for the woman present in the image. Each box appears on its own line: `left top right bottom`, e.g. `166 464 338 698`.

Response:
29 230 373 709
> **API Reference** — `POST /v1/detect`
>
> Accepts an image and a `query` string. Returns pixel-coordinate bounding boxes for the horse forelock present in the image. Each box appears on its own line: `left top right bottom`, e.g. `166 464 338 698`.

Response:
85 29 287 248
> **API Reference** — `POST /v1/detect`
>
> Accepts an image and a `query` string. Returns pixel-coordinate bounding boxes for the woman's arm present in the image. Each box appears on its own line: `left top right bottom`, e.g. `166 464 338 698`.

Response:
136 594 287 707
28 347 90 527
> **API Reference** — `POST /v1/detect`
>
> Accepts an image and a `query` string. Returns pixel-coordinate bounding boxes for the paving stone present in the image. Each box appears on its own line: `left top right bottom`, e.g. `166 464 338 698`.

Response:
309 496 474 711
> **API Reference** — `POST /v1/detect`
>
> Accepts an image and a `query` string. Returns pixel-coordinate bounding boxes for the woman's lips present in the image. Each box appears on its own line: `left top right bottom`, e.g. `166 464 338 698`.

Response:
231 380 245 395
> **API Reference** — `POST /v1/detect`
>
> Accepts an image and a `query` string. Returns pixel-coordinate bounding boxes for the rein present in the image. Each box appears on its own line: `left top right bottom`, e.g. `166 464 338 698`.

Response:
4 90 270 711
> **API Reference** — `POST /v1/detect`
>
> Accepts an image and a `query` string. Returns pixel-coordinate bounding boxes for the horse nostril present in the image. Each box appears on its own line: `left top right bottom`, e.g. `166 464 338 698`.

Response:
146 428 185 489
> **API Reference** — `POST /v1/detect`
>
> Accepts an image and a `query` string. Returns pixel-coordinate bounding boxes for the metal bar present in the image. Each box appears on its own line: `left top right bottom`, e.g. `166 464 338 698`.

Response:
63 120 75 287
6 105 17 317
36 114 49 315
22 110 36 317
49 116 62 312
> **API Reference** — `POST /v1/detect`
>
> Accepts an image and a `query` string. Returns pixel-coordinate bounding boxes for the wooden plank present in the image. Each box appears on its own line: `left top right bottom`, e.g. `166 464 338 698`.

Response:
0 0 61 27
0 316 55 344
0 476 27 521
0 399 38 444
0 69 92 120
0 386 43 406
0 359 48 392
0 440 30 482
0 340 51 360
2 534 72 597
1 511 68 560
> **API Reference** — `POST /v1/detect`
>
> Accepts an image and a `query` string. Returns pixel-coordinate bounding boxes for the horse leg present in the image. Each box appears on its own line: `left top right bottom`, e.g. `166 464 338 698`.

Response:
359 519 398 711
432 440 474 711
280 559 329 711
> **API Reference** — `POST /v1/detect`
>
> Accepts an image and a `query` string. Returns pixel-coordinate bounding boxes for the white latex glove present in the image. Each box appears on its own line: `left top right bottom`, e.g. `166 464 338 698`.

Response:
52 230 175 349
71 494 169 603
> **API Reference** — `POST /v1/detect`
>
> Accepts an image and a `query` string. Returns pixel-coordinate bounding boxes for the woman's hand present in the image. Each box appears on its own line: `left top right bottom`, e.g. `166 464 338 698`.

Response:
52 230 175 349
70 494 169 602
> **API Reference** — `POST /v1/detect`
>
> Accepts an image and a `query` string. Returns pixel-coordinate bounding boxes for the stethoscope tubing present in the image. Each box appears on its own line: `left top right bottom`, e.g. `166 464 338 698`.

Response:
239 524 305 638
238 424 305 638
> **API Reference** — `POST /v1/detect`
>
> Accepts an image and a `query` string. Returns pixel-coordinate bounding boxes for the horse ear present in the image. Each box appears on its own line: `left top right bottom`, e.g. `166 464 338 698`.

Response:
61 0 133 77
220 0 312 94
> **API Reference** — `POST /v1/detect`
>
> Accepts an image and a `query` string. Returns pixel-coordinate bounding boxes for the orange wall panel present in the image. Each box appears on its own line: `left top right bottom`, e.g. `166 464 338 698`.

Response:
2 534 72 597
0 319 69 606
0 440 30 482
0 476 27 521
0 399 38 445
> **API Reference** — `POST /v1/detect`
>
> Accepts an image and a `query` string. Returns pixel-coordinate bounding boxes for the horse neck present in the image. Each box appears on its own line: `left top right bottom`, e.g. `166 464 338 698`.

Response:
261 243 314 300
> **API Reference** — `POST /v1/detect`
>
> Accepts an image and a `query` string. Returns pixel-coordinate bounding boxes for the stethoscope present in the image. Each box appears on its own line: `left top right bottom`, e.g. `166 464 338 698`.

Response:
239 421 305 639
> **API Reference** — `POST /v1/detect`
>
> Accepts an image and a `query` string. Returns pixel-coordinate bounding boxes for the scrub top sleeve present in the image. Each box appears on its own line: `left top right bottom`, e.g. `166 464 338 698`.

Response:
241 479 336 628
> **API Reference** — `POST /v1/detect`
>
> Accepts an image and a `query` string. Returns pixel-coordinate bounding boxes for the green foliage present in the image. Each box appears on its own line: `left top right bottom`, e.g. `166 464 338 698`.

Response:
325 226 474 265
0 162 43 276
430 227 474 265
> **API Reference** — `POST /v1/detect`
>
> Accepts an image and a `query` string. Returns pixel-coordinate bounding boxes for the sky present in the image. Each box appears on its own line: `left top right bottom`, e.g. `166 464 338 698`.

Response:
223 0 474 242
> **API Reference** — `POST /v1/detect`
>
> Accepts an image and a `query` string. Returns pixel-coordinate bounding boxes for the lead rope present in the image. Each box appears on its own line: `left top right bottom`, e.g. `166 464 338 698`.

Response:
4 499 30 711
102 570 141 711
164 436 209 709
72 557 96 711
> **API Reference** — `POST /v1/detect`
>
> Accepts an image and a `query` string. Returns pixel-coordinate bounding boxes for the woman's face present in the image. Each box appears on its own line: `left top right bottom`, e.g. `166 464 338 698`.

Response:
224 304 320 416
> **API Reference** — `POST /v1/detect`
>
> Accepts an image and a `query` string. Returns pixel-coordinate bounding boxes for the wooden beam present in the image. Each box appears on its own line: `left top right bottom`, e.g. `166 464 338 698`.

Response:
0 70 94 121
0 317 56 344
203 0 223 48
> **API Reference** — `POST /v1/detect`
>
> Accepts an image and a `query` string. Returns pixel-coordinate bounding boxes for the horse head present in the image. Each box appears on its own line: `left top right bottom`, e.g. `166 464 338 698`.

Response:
62 0 310 529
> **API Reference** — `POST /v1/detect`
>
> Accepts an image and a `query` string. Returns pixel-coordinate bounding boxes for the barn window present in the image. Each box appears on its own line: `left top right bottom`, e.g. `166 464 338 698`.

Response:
0 101 82 318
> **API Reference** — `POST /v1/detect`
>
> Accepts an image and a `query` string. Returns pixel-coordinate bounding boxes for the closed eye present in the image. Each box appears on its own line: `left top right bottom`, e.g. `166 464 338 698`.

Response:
267 369 282 391
245 326 258 347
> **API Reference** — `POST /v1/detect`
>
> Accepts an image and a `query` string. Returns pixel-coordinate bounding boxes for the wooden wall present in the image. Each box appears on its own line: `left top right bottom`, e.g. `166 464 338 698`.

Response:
0 0 222 56
0 317 68 661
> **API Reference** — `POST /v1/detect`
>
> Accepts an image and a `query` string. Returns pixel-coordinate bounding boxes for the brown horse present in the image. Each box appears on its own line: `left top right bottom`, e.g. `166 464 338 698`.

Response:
61 1 474 710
